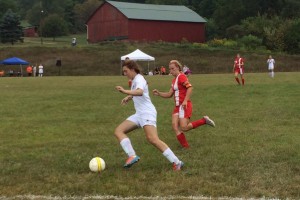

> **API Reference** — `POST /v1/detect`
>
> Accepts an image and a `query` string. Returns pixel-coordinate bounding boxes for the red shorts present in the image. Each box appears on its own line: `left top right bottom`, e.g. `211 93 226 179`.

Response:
234 67 244 74
172 101 192 119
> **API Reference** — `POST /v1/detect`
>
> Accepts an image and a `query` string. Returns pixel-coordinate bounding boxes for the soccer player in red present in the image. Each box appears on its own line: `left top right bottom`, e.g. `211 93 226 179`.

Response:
233 53 245 85
153 60 215 149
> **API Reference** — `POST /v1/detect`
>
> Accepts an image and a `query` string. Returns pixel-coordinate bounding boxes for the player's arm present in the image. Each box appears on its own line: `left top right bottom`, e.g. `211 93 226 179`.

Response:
116 86 143 96
181 81 192 108
153 88 174 98
233 61 236 72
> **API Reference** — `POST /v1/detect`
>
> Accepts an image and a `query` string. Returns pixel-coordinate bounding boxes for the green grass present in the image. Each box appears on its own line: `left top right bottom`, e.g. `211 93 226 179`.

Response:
0 73 299 199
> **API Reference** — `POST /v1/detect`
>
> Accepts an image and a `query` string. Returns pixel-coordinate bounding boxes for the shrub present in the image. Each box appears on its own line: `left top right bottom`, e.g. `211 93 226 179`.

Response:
238 34 263 50
283 20 300 54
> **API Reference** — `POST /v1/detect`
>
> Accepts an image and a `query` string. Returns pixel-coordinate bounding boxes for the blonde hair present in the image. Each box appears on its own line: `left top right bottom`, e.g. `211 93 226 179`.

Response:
169 60 182 71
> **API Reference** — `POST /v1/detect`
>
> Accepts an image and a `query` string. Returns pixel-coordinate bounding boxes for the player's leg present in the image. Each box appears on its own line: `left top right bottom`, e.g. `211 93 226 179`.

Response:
239 68 245 85
114 120 138 142
115 118 139 168
172 114 189 148
234 71 240 85
240 73 245 85
179 102 215 130
143 125 184 171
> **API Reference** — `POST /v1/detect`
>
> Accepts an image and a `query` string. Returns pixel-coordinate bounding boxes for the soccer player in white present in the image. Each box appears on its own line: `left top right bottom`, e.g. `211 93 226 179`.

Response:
115 59 184 171
267 55 275 78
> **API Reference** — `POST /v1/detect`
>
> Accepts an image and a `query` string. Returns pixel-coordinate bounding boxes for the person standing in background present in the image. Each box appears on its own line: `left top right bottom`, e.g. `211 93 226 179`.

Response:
33 65 37 77
233 53 245 85
26 65 33 77
267 55 275 78
38 64 44 77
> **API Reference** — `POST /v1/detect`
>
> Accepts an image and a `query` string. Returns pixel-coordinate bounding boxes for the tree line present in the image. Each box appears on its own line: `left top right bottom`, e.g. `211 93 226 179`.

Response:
0 0 299 53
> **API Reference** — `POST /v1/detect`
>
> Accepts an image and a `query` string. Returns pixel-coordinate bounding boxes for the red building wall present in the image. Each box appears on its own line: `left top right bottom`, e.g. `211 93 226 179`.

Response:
87 2 206 43
87 3 128 43
23 27 37 37
128 20 205 43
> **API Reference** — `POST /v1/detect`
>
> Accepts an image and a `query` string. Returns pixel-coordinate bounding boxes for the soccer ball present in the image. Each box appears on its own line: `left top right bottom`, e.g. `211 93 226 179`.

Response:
89 157 106 173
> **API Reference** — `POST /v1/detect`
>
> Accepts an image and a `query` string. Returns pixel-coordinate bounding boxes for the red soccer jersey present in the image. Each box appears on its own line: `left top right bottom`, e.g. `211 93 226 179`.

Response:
172 73 192 106
234 57 244 69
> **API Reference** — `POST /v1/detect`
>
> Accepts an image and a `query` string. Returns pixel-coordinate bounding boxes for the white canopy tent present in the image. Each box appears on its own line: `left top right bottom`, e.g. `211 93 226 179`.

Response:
120 49 155 74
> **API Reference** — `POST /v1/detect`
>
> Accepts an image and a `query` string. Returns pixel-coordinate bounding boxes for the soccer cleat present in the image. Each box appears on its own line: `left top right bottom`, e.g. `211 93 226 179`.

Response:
173 161 184 171
204 116 215 127
124 155 140 168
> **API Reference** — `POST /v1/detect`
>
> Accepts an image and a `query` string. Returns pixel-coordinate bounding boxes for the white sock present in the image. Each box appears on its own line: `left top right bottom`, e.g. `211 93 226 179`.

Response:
163 148 180 164
120 138 136 157
271 71 274 78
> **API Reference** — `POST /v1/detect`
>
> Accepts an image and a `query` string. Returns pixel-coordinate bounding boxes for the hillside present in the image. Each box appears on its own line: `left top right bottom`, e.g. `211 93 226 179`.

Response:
0 39 300 76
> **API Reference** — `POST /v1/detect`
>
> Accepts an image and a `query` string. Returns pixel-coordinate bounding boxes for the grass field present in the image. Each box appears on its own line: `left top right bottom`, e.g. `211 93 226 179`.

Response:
0 73 299 200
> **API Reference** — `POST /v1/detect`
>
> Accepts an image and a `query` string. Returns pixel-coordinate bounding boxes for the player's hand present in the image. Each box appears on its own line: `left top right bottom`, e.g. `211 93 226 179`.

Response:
121 96 130 105
152 89 160 96
115 86 125 93
181 101 188 110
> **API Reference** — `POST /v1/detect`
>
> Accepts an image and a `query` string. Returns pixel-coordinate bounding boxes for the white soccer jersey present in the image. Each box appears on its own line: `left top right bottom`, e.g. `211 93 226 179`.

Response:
131 74 157 121
267 59 275 70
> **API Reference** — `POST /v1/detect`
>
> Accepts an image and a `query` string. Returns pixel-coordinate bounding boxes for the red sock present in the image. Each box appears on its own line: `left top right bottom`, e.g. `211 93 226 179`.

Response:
242 78 245 85
176 133 189 148
235 77 240 84
191 118 206 129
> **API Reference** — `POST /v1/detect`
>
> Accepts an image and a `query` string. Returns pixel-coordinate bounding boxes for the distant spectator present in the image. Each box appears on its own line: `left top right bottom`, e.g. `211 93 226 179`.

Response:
148 70 153 76
38 64 44 77
160 66 166 75
9 69 14 77
33 65 37 77
0 70 4 77
182 65 191 76
26 65 33 76
154 66 160 75
71 38 77 46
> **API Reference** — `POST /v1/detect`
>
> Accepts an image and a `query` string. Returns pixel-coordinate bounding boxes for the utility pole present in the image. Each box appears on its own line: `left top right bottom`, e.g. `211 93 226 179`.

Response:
40 1 43 45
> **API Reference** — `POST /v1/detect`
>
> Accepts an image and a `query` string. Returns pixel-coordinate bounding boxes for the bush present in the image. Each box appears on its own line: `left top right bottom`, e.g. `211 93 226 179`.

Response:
284 20 300 54
238 34 263 50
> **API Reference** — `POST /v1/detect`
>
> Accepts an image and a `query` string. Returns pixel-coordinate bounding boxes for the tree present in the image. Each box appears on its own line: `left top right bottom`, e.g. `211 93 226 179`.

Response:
42 14 69 40
145 0 188 4
284 20 300 54
0 9 23 45
73 0 102 32
0 0 17 19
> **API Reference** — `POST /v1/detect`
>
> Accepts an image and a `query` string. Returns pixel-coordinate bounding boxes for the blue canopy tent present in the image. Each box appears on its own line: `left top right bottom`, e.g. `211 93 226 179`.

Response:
0 57 29 76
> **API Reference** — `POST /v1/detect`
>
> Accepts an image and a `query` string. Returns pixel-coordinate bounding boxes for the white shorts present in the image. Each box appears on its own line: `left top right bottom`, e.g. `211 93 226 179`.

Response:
127 114 157 128
268 66 274 70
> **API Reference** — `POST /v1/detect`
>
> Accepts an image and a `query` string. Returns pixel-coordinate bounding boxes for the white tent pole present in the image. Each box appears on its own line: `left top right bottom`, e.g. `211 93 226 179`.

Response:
120 60 122 75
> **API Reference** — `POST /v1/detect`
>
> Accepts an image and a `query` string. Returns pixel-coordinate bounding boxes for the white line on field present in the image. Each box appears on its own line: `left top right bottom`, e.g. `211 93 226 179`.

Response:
0 195 282 200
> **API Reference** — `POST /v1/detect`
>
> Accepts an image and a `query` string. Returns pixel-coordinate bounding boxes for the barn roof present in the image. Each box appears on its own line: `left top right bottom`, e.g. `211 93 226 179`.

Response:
106 1 206 23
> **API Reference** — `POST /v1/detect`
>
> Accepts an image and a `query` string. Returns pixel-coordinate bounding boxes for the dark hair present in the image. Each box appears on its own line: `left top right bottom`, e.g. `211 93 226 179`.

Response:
122 60 141 74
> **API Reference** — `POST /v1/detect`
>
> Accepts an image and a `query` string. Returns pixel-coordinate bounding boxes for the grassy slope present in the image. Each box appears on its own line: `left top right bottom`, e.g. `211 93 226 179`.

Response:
0 36 300 76
0 73 299 199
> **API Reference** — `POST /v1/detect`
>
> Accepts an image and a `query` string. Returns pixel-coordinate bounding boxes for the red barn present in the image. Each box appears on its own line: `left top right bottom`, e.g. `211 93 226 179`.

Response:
23 26 38 37
86 0 207 43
